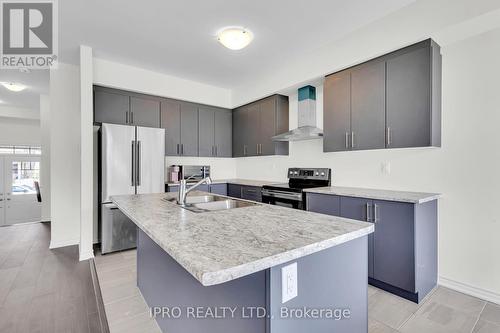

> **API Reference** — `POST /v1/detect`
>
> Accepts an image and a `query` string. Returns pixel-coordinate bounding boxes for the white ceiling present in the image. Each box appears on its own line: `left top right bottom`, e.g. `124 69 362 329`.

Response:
0 69 49 111
60 0 416 89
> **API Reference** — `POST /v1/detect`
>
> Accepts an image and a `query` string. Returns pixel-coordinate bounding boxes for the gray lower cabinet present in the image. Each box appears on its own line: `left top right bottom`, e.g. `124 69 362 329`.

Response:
94 89 130 125
130 96 160 127
199 107 232 157
227 184 242 198
227 184 262 202
323 39 441 152
306 192 437 303
209 184 227 196
233 95 289 157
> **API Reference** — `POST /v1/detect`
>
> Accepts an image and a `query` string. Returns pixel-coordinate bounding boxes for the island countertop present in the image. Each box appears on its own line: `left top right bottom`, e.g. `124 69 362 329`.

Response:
111 192 373 286
304 186 441 204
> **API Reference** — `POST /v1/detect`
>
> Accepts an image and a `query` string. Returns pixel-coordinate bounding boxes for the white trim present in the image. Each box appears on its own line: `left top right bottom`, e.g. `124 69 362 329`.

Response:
79 249 95 261
439 276 500 305
49 238 79 249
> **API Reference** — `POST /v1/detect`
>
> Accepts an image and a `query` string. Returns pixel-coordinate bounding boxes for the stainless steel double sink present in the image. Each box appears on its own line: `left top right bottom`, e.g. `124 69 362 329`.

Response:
165 195 259 213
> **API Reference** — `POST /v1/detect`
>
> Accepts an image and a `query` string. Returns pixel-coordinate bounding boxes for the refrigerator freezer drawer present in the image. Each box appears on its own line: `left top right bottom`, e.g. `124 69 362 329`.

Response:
101 203 137 254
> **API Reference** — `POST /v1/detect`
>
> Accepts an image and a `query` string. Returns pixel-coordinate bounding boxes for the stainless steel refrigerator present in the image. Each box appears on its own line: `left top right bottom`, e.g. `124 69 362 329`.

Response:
100 123 165 254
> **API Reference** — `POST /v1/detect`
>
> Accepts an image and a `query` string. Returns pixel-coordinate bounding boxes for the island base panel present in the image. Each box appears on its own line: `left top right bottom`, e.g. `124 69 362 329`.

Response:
137 229 368 333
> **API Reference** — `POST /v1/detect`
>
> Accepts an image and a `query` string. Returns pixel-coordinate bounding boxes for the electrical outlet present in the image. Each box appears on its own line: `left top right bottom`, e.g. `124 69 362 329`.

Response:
282 262 298 303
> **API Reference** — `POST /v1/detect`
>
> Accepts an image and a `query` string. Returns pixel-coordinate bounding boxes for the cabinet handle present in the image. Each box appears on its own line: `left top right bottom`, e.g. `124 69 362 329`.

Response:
181 144 184 155
176 143 180 155
126 112 129 124
345 132 349 149
215 145 218 156
386 127 391 147
211 146 214 156
130 111 134 124
374 204 380 223
366 202 372 222
351 132 355 148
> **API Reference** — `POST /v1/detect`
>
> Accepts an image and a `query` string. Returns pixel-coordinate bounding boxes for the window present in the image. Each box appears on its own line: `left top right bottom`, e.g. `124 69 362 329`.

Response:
11 161 40 195
0 145 42 155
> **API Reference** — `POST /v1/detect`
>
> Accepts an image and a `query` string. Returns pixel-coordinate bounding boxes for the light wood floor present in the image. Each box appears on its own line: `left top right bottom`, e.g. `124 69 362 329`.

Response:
0 222 101 333
96 248 500 333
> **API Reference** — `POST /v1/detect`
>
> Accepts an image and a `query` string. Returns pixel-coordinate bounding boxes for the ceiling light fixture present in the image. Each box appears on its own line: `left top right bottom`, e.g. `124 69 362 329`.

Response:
217 27 254 50
1 82 27 92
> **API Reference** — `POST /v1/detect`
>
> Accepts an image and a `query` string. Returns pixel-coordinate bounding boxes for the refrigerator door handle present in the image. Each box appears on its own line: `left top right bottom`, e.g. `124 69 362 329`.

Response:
136 141 141 186
131 141 135 186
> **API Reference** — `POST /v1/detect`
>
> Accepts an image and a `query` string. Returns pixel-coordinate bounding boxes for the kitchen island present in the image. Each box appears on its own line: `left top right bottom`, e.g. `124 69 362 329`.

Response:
111 192 374 333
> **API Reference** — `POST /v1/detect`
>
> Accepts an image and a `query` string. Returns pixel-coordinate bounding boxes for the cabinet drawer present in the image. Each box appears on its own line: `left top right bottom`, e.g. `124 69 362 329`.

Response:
210 184 227 196
240 186 262 202
306 193 340 216
227 184 241 198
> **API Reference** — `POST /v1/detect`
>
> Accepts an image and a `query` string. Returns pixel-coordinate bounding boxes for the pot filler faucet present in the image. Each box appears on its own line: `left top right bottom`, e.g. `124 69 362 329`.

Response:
177 176 212 206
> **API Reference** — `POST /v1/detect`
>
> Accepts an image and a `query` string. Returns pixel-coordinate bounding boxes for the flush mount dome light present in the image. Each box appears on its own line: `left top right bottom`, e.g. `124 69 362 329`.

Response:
1 82 27 92
217 27 253 50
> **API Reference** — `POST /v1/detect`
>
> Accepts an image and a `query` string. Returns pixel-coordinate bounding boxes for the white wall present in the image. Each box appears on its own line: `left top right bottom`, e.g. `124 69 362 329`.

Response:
0 117 40 146
0 106 39 120
39 95 51 221
236 29 500 299
93 58 232 108
49 63 81 248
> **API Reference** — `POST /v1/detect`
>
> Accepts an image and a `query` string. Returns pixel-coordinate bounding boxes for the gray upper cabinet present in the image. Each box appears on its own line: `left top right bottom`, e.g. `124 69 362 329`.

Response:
161 100 181 156
323 39 441 152
386 41 441 148
94 88 130 125
351 60 386 150
179 103 199 156
232 95 289 157
214 109 232 157
199 107 232 157
198 106 216 157
323 70 351 152
130 96 160 128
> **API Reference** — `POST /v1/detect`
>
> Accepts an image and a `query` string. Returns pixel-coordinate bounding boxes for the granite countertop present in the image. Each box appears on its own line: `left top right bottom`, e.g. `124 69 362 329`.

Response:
166 178 280 187
111 192 373 286
304 186 441 204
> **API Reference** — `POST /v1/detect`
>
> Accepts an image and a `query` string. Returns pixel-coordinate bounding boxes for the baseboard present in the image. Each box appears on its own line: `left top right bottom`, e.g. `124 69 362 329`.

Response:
439 276 500 305
79 249 95 261
49 238 79 249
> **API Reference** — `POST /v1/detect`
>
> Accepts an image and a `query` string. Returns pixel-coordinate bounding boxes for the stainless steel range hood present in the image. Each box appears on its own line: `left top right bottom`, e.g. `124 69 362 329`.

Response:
272 85 323 142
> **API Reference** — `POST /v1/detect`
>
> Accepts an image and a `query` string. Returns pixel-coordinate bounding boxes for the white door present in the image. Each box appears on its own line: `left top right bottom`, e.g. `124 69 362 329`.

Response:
136 127 165 194
101 123 136 202
3 156 42 225
0 157 5 226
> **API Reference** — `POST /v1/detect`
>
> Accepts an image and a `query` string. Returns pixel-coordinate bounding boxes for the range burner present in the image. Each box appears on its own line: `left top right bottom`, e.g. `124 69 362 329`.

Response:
262 168 331 210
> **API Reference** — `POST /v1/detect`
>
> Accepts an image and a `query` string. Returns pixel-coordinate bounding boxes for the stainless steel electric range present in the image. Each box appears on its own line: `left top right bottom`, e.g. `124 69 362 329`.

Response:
261 168 331 210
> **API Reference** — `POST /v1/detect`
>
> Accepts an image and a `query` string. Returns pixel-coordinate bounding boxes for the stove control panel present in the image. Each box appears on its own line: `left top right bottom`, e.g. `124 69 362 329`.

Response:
287 168 331 181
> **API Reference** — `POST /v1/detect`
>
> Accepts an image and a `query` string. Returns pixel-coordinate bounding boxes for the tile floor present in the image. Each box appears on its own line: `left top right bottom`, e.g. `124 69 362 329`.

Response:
0 222 101 333
95 248 500 333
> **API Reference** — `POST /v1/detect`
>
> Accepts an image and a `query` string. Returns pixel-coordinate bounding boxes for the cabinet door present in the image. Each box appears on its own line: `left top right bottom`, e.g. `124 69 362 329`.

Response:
198 107 215 157
214 109 232 157
351 61 386 150
227 184 241 198
259 97 277 156
246 104 260 156
130 96 160 128
160 100 181 156
306 193 340 216
340 196 374 278
386 45 431 148
372 200 415 292
232 108 244 157
94 90 130 125
180 103 199 156
241 186 262 202
210 184 227 196
324 71 351 152
166 185 179 192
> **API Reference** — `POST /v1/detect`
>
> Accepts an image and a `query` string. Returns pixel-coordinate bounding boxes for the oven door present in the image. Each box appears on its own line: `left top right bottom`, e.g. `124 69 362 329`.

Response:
261 189 304 210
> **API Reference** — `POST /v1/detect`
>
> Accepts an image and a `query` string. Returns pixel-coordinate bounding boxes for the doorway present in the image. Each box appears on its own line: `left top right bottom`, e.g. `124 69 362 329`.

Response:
0 155 42 225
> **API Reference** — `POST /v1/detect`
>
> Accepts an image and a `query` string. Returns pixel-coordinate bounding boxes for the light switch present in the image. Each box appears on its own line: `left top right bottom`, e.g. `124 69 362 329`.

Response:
382 162 391 175
282 262 298 303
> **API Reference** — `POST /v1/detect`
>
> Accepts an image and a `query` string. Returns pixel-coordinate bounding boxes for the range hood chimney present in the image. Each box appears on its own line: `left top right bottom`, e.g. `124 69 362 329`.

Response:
272 85 323 141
